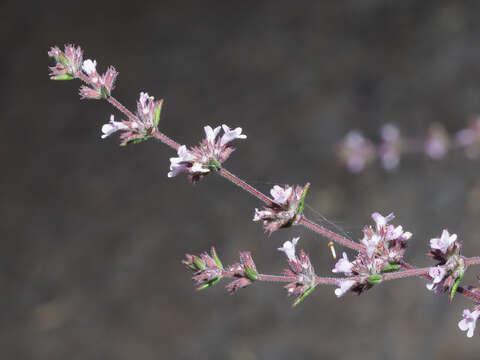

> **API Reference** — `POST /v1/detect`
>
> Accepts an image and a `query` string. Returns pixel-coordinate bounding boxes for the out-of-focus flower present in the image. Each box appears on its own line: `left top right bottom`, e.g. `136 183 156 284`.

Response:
253 184 309 235
455 116 480 159
48 44 83 80
167 124 246 183
337 130 376 173
459 308 480 338
379 124 402 170
424 123 450 160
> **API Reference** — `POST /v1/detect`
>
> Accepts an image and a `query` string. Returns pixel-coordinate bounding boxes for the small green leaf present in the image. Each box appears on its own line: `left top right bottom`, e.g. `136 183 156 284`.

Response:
382 264 401 273
120 136 150 146
211 247 223 269
450 269 464 302
293 286 315 307
100 86 110 99
58 53 69 67
367 274 383 285
154 101 163 127
193 258 206 271
52 74 75 80
295 183 310 218
197 277 220 291
207 159 221 172
244 266 258 281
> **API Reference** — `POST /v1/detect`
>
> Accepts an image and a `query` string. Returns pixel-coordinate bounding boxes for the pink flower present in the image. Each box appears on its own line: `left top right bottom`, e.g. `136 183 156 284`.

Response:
426 266 446 291
379 124 402 170
167 124 247 182
361 233 381 258
458 308 480 338
79 59 119 99
101 115 128 139
335 279 356 297
278 237 299 262
424 123 450 160
270 185 292 205
371 212 395 231
332 252 354 275
337 130 376 173
430 229 457 254
48 44 83 79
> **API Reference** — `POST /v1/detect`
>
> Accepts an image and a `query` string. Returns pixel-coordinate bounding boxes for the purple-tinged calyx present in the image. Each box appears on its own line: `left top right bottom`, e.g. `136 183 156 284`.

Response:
48 44 83 80
225 252 258 294
183 247 224 291
79 59 119 100
167 124 247 183
278 238 317 306
253 183 310 235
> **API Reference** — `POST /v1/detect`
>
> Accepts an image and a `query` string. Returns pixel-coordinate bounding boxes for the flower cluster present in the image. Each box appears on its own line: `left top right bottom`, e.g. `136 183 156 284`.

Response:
426 229 464 297
332 212 412 297
253 184 309 235
278 238 317 306
183 247 224 291
79 59 118 100
459 307 480 338
225 252 258 294
168 125 246 182
101 92 163 145
48 44 83 80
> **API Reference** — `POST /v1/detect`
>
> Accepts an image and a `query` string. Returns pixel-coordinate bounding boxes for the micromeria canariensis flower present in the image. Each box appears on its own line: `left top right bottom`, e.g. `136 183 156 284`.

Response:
379 123 402 170
253 184 309 235
79 59 119 99
167 124 247 183
430 229 458 255
278 238 299 262
332 252 354 275
459 308 480 338
48 44 83 80
101 115 128 139
337 130 376 173
426 266 447 291
100 92 163 145
225 252 258 294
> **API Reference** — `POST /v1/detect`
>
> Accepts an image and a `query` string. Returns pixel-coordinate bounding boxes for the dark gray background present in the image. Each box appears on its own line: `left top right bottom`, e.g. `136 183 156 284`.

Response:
3 0 480 359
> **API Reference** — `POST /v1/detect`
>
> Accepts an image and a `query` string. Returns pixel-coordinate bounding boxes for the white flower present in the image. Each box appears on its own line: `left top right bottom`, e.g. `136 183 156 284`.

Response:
168 145 196 178
278 237 299 262
362 233 382 258
430 229 457 254
426 266 446 291
219 124 247 147
385 225 404 241
270 185 292 205
82 59 97 75
101 115 128 139
332 252 354 275
253 208 272 221
204 125 222 145
371 212 395 231
335 279 356 297
458 309 480 338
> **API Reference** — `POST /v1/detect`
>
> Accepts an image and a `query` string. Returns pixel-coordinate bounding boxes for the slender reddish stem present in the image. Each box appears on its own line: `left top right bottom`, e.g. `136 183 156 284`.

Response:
297 216 364 252
382 267 430 281
465 256 480 266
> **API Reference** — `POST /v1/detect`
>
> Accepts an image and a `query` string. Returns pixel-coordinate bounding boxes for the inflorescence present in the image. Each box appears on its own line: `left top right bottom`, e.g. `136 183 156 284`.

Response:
48 43 480 338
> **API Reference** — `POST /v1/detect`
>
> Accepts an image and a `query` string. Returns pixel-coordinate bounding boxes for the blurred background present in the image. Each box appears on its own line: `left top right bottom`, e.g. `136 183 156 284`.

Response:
3 0 480 359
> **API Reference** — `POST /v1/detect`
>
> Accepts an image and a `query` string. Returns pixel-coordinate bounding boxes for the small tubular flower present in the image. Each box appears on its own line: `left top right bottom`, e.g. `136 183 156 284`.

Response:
426 266 447 291
430 229 458 255
101 115 128 139
253 183 309 235
332 252 354 275
167 124 247 183
335 279 357 298
459 308 480 338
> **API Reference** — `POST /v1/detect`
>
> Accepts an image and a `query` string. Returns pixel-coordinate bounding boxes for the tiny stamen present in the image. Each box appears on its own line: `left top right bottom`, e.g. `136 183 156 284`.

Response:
328 241 337 259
